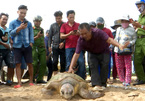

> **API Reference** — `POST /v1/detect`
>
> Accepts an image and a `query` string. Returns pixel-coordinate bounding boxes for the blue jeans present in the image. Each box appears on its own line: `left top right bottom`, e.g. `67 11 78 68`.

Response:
65 48 86 79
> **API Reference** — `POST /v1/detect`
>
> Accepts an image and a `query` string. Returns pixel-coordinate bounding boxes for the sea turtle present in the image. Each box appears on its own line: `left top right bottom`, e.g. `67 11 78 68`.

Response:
41 73 103 99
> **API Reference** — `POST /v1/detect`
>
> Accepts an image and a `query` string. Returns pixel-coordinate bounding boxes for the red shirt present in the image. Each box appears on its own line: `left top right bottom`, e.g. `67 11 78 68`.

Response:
102 27 114 38
60 21 79 48
102 27 114 46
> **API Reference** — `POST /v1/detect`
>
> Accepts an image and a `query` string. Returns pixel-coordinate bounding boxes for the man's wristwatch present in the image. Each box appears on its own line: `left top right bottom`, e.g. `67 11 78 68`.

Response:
141 25 144 29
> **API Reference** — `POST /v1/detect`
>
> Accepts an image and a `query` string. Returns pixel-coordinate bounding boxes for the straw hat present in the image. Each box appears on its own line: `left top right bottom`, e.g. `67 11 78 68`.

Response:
111 20 121 29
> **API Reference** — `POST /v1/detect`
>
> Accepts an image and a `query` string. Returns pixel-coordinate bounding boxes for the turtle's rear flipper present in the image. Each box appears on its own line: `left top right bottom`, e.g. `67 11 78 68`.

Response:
79 88 104 99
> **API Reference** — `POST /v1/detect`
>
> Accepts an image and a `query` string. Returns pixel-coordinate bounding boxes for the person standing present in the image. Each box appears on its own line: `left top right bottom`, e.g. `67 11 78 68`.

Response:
132 0 145 85
32 15 46 83
89 21 96 28
0 13 14 85
96 17 114 84
87 21 97 76
60 10 86 79
44 30 53 81
48 11 65 75
68 23 128 90
114 15 136 86
9 5 34 88
110 20 121 81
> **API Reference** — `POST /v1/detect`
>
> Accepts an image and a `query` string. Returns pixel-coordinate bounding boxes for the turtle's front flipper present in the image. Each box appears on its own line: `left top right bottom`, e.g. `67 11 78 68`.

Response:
41 88 56 95
41 81 59 95
79 88 103 99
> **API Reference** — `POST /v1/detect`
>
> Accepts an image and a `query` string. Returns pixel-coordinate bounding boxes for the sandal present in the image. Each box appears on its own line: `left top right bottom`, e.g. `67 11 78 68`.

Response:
29 83 34 86
107 79 113 84
14 85 21 88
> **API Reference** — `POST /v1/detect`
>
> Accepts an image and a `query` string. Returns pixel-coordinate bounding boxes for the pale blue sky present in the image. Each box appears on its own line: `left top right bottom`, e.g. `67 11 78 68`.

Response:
0 0 140 32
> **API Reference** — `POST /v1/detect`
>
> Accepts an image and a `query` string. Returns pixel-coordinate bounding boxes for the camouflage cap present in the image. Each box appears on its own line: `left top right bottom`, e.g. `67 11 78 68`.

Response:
33 15 42 21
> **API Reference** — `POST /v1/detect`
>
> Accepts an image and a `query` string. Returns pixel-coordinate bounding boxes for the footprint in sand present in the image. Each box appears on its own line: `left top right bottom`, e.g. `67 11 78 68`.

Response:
3 96 12 100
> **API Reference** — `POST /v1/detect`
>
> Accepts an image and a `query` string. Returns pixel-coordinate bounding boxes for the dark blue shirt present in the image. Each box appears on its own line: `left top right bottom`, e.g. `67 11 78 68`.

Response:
44 36 49 56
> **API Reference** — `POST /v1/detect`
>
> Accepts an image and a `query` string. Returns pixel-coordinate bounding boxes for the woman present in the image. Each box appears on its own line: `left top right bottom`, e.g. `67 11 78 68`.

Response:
114 15 137 86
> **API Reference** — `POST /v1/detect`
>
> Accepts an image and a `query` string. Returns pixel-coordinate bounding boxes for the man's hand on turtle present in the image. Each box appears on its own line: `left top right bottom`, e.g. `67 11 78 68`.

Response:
67 68 74 74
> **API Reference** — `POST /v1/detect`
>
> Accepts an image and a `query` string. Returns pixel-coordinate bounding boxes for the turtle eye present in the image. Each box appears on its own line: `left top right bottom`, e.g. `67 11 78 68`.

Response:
69 90 73 95
61 91 64 94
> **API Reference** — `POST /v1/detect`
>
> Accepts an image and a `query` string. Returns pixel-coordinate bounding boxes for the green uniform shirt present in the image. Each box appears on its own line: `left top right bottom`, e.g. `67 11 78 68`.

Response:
137 14 145 35
33 26 45 47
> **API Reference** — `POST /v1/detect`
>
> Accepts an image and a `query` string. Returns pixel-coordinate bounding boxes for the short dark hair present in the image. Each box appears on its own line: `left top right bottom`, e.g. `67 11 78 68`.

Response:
54 11 63 17
0 13 9 19
78 23 91 31
18 5 28 10
66 10 75 17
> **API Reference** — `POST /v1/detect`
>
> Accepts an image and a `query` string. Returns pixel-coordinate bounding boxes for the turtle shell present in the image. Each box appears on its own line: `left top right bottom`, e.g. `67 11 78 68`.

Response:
49 73 85 82
45 73 86 88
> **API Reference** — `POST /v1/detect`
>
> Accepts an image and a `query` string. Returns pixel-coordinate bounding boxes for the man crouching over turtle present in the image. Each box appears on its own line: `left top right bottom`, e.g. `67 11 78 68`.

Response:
68 23 129 91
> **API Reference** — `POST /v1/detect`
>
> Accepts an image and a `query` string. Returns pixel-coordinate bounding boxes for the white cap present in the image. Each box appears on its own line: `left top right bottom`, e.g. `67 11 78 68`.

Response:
118 14 130 22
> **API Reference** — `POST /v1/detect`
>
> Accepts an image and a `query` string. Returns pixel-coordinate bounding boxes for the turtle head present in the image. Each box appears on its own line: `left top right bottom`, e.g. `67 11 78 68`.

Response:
60 83 74 99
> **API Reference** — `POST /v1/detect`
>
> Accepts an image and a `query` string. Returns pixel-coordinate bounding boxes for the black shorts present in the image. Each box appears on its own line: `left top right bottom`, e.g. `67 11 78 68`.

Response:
0 49 12 68
13 45 33 64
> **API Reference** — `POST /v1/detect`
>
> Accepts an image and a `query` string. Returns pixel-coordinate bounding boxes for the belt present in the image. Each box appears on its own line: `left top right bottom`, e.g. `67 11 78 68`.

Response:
137 35 145 38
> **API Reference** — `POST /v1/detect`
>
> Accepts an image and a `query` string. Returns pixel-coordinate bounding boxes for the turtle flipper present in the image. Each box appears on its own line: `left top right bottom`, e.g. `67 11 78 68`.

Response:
46 81 59 89
79 88 103 99
42 81 59 95
41 88 56 95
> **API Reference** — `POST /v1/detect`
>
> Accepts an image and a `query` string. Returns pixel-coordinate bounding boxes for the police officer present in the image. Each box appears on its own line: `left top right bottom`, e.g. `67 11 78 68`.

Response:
32 15 46 83
132 0 145 85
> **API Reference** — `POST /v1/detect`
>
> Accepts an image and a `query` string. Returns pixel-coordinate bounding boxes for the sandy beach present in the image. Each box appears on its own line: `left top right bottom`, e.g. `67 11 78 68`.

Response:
0 75 145 101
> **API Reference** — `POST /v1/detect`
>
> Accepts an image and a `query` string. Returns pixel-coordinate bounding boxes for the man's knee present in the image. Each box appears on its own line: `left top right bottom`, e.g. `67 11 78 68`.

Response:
27 63 33 67
16 63 21 68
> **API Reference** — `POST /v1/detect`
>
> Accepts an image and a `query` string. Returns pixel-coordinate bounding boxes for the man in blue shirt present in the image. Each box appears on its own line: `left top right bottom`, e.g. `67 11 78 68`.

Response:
9 5 34 88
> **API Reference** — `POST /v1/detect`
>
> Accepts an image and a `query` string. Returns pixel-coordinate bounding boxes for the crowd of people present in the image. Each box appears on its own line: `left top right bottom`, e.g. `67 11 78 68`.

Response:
0 0 145 91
